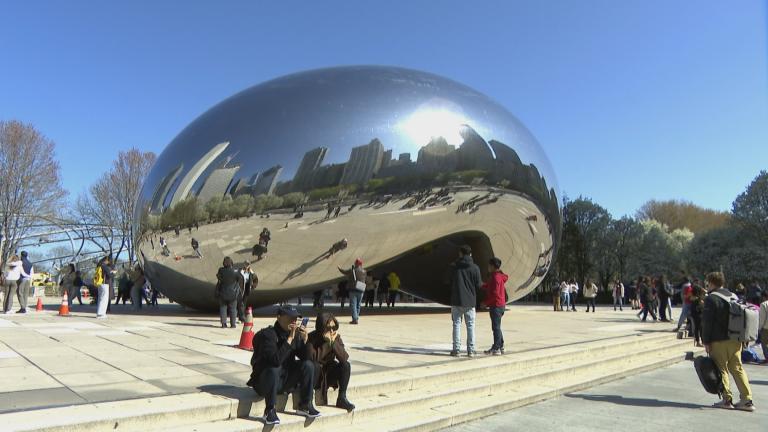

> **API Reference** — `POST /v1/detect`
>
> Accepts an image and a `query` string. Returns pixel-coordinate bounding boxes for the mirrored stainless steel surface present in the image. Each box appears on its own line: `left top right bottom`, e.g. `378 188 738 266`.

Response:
134 66 561 311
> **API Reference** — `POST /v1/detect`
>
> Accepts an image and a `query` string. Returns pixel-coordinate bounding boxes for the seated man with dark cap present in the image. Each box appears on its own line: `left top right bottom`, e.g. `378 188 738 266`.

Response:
247 306 320 425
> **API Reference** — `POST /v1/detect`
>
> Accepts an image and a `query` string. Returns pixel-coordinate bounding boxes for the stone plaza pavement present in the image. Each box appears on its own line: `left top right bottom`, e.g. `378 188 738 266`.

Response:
443 361 767 432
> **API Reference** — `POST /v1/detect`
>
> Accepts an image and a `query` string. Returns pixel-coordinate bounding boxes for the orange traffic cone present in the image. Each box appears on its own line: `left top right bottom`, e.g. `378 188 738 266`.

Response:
237 307 255 351
35 297 43 312
58 292 70 316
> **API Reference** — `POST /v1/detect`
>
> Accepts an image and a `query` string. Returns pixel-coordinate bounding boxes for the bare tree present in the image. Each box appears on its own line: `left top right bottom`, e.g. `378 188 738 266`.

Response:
74 149 155 265
0 120 66 264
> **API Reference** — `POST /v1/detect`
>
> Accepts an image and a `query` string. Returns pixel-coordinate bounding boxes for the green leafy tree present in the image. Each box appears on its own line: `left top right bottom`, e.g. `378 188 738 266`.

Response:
732 170 768 244
557 196 611 286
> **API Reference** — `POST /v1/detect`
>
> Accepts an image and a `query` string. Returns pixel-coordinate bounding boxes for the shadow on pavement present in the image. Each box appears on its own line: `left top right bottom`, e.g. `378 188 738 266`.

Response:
566 394 707 409
355 345 451 357
750 380 768 386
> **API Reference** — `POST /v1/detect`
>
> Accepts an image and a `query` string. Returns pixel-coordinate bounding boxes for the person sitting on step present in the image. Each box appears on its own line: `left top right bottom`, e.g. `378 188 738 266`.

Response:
305 312 355 412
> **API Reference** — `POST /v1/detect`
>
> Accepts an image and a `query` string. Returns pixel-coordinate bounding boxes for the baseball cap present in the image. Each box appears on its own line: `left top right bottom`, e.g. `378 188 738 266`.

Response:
277 305 301 318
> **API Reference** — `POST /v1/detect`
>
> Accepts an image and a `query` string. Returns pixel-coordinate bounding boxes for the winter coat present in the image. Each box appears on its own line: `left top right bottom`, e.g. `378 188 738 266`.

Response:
482 271 508 307
613 283 625 299
450 255 481 307
247 321 308 388
339 265 366 292
702 288 734 344
583 283 598 299
305 313 350 404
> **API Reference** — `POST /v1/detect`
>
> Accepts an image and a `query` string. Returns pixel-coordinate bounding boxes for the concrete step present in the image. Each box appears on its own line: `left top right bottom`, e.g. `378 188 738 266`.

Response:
5 393 236 432
164 336 697 432
3 332 691 432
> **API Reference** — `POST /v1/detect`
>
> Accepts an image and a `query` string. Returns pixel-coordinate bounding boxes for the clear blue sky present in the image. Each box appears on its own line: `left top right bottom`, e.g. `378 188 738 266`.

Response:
1 1 766 218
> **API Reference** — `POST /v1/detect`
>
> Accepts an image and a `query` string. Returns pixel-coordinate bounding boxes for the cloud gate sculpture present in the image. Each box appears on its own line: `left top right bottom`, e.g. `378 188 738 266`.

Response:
135 66 561 311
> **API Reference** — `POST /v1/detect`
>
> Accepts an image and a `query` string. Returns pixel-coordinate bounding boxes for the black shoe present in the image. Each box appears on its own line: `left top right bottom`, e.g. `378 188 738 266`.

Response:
230 324 237 329
221 324 227 328
296 404 321 418
336 397 356 412
263 408 280 425
17 309 26 314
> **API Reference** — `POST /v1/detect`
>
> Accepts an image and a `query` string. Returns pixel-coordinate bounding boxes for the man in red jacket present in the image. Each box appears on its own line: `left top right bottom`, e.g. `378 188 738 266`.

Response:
482 257 509 355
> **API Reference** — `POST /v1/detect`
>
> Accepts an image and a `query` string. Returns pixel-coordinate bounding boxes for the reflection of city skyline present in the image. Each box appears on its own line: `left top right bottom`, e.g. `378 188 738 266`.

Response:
147 123 558 236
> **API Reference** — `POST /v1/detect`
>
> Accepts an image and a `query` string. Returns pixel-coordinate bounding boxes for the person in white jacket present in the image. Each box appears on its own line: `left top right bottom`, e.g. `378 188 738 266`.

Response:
584 280 598 313
759 291 768 363
2 255 23 314
613 279 625 311
568 280 579 312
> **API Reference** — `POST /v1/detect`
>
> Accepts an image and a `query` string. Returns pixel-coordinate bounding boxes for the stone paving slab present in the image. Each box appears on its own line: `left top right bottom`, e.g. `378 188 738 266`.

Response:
0 298 689 414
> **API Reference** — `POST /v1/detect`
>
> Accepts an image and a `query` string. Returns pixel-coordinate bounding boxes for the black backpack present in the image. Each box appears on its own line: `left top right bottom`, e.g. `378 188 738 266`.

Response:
694 355 723 396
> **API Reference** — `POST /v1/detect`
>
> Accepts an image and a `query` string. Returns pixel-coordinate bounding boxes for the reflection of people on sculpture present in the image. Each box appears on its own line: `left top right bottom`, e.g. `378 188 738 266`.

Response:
159 236 171 256
259 228 271 247
191 237 202 259
305 313 356 412
325 238 348 259
247 306 320 425
252 240 268 261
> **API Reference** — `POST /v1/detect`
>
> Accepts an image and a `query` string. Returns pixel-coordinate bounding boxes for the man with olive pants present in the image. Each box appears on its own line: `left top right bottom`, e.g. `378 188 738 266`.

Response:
247 306 320 425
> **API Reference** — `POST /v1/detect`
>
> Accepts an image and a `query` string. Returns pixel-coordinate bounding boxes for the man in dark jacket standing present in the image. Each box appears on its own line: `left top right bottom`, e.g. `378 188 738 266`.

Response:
449 245 482 358
247 306 320 424
702 272 754 412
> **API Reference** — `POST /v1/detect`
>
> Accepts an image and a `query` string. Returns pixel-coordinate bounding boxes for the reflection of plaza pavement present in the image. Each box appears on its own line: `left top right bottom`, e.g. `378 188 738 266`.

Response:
147 188 554 307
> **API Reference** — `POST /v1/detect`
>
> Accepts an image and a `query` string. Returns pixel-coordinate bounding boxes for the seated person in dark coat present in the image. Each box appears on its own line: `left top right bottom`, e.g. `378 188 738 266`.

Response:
305 313 355 412
247 306 320 425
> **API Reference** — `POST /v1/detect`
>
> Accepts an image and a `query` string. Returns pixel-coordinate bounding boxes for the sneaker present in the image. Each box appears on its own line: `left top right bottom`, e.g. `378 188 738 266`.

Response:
467 351 476 358
734 400 755 412
336 397 356 412
230 324 237 329
4 310 15 315
713 399 734 410
450 350 460 357
499 347 505 355
296 404 321 418
263 408 280 425
483 348 499 355
17 309 26 314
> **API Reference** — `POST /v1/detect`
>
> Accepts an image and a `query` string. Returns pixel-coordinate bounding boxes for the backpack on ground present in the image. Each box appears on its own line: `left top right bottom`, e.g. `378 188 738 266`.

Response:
693 355 722 396
711 291 759 342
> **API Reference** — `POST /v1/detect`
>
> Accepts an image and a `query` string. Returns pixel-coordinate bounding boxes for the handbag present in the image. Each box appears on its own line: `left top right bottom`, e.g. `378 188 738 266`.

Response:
352 267 366 291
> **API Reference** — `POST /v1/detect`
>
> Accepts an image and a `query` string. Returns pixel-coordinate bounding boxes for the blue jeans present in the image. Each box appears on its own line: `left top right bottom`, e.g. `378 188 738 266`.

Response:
349 289 363 322
561 292 570 310
676 303 691 330
451 306 475 353
489 307 505 350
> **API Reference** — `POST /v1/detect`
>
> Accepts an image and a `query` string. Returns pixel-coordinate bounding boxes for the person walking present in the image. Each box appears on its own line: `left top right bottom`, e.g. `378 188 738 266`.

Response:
689 283 706 347
60 264 77 306
130 266 146 310
584 279 598 313
94 257 113 319
613 279 625 311
552 281 561 311
305 313 356 412
702 272 755 411
386 272 401 307
758 291 768 363
674 278 694 332
338 259 365 324
71 270 84 305
638 277 657 321
560 280 570 312
216 257 242 329
482 257 508 355
16 251 34 314
449 245 482 358
247 306 320 425
363 271 376 308
569 279 579 311
2 255 22 314
657 276 671 322
191 238 202 259
378 271 390 308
